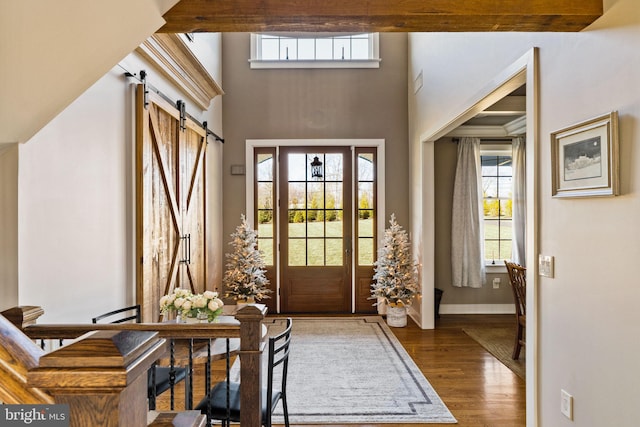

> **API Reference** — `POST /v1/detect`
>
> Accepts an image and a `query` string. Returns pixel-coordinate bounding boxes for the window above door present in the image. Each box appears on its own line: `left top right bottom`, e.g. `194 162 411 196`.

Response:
250 33 380 69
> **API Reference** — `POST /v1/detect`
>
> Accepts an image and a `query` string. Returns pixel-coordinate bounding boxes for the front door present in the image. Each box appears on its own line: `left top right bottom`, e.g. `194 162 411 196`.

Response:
279 147 352 312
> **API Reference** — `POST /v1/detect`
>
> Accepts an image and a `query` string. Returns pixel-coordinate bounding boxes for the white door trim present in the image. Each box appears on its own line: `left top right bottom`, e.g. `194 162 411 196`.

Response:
418 48 539 427
245 139 385 314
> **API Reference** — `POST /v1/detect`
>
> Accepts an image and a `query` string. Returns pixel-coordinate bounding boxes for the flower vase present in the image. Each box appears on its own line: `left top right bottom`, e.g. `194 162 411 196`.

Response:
386 303 407 327
197 312 209 323
184 314 199 324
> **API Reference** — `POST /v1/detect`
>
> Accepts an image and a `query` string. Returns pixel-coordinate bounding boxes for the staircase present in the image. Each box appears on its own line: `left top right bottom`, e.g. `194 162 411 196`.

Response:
0 305 267 427
0 0 179 144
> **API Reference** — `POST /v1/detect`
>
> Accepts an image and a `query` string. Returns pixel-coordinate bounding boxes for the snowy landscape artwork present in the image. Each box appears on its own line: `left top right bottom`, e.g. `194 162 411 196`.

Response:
551 111 618 198
563 136 602 181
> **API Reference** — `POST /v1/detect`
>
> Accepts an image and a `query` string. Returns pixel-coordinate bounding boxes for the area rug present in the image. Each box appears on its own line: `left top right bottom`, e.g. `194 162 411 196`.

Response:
463 327 525 380
236 316 456 424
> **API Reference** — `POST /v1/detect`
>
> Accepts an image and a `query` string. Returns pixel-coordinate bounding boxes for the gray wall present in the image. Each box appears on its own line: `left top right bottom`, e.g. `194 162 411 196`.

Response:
434 139 513 307
0 144 19 311
221 33 409 244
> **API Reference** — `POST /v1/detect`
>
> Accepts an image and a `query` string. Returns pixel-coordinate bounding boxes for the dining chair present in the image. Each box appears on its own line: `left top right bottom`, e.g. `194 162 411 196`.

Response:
92 304 188 410
504 261 526 359
195 317 292 427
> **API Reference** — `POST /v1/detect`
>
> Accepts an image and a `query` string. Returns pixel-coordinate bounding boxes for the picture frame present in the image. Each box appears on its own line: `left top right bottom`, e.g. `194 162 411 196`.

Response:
551 111 619 198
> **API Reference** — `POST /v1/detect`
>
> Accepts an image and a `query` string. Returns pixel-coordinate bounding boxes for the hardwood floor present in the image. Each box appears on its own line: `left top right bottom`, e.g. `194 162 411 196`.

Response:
157 314 526 426
389 314 526 427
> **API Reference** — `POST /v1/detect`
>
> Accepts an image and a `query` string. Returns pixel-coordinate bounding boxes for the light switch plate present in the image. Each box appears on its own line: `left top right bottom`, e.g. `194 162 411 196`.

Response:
561 389 573 419
230 164 245 175
539 254 555 278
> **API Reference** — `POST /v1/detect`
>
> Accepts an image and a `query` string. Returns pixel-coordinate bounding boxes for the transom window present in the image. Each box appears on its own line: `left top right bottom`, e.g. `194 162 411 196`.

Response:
250 33 380 69
481 145 513 264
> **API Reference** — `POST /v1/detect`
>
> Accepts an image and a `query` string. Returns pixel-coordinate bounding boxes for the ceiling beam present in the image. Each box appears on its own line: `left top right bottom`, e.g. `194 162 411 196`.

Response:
159 0 603 33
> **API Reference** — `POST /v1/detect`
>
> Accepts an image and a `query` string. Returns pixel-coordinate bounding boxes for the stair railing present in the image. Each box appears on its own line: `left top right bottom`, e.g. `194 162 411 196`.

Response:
1 305 266 427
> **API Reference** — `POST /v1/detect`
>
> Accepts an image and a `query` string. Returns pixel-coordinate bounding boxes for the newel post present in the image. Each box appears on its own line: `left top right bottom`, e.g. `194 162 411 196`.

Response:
27 330 166 427
1 306 45 329
235 305 267 427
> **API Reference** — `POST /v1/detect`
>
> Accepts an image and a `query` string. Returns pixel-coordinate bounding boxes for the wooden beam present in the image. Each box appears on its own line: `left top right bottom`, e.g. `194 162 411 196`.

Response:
159 0 602 33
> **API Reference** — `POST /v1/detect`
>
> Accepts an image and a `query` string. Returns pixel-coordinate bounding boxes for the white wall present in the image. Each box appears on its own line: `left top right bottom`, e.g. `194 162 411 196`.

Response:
191 33 225 288
18 35 224 323
408 0 640 425
19 68 132 323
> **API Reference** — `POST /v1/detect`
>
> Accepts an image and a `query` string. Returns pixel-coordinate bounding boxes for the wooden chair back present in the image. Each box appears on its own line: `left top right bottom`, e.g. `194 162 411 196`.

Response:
504 261 526 317
504 261 526 359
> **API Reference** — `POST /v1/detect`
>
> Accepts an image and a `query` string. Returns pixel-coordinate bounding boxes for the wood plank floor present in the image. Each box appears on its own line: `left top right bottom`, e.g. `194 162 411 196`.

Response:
157 314 526 426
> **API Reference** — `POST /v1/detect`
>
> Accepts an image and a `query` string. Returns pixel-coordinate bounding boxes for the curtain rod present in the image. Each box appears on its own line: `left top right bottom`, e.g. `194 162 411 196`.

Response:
451 137 515 144
119 65 224 143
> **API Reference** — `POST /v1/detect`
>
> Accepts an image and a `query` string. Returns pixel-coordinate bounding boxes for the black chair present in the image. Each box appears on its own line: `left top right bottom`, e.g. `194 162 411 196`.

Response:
196 318 292 427
92 305 189 410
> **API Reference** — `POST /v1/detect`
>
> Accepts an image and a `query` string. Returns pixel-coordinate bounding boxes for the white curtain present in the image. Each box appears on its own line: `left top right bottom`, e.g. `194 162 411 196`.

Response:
451 137 485 288
512 136 526 266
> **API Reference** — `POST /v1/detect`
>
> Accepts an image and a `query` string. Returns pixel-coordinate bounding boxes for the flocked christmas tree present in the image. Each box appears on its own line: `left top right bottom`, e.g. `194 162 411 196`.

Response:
223 214 272 301
370 214 420 306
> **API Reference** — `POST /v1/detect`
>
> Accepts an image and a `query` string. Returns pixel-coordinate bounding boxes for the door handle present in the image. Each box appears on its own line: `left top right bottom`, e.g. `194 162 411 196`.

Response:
180 234 191 264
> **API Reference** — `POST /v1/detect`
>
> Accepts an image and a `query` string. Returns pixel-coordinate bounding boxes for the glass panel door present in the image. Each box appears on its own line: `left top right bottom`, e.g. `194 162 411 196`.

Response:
279 147 352 313
254 148 277 313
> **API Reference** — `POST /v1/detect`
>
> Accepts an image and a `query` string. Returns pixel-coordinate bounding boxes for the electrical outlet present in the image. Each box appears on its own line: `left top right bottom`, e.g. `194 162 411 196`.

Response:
539 254 555 278
492 278 500 289
561 389 573 420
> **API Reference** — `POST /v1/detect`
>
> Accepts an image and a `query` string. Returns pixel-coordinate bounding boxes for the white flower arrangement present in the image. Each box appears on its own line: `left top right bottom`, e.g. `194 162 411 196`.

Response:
160 288 224 322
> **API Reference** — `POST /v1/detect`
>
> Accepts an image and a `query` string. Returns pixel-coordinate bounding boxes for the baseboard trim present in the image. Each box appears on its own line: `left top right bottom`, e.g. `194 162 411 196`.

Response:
440 303 515 315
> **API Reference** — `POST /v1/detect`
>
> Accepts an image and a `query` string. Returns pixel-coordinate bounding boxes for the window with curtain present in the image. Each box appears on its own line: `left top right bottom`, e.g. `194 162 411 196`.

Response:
453 138 525 286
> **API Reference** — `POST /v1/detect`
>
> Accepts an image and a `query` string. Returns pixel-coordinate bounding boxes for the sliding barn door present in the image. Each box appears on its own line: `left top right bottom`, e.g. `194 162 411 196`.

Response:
136 86 208 322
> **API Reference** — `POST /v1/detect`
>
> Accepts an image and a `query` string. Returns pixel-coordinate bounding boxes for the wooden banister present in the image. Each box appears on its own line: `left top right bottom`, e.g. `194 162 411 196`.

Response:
28 329 166 427
18 318 240 341
0 313 53 404
1 305 267 427
235 305 266 427
1 306 45 328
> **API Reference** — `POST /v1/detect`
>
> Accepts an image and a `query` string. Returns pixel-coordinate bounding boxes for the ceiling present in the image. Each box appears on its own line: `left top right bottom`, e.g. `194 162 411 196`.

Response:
159 0 603 33
159 0 587 138
448 85 527 138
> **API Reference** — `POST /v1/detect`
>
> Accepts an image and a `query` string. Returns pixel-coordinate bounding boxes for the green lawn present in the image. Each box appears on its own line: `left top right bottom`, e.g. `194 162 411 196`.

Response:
258 217 510 266
484 218 512 261
257 219 374 266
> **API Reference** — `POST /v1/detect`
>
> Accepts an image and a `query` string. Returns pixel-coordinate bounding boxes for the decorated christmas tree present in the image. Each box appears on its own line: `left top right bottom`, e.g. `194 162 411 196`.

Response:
371 214 420 306
223 214 272 301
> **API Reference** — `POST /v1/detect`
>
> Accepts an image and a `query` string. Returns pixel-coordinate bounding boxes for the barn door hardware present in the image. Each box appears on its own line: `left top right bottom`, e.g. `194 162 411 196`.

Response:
177 100 186 131
180 234 191 264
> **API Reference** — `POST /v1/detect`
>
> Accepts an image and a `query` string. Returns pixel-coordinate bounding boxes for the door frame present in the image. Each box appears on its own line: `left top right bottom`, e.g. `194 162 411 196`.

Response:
418 48 538 426
245 139 385 313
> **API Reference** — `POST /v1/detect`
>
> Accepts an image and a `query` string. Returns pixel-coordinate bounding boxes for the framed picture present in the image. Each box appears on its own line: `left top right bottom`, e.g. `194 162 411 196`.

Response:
551 111 619 198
